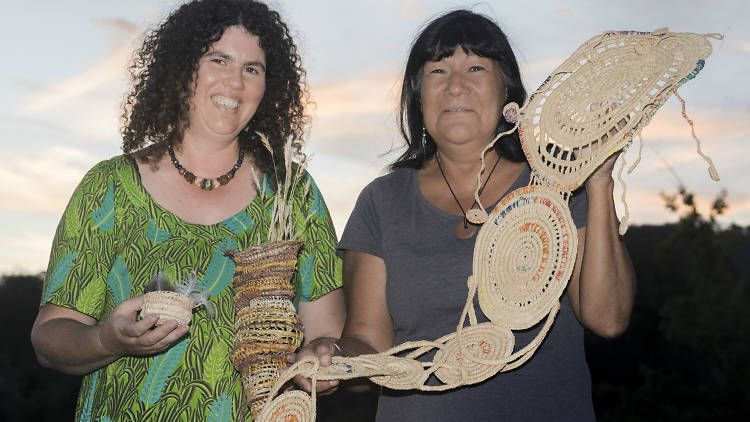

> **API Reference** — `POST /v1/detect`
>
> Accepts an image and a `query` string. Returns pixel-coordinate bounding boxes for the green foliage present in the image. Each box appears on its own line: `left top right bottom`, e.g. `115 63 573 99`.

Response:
586 188 750 421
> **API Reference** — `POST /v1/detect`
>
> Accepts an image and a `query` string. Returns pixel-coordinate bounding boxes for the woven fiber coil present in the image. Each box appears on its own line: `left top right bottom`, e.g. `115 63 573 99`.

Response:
433 323 514 385
474 185 578 329
234 290 295 311
241 356 289 415
518 29 714 192
140 291 193 326
258 390 313 422
228 239 304 418
369 355 428 390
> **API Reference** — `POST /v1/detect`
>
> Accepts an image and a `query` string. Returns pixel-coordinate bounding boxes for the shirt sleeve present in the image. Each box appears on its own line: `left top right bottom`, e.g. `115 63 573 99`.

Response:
569 186 589 229
41 160 116 320
291 171 343 303
337 180 383 259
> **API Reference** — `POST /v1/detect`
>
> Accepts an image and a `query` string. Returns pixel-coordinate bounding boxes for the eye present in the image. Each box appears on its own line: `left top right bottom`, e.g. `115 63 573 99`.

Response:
210 57 226 65
468 65 485 72
244 66 258 74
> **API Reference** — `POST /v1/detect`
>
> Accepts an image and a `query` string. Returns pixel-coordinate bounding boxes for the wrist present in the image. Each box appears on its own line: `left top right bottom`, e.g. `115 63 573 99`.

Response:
95 325 121 359
585 177 614 195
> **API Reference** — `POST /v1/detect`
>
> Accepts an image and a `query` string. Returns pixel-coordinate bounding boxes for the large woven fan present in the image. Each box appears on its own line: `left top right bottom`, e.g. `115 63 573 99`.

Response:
518 28 719 192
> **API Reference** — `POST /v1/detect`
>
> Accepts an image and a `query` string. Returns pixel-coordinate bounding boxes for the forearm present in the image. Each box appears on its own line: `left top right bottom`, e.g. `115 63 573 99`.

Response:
578 178 636 337
31 318 119 375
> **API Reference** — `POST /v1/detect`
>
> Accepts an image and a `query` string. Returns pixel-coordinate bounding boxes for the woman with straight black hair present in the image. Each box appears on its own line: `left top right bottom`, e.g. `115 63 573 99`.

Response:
296 9 635 421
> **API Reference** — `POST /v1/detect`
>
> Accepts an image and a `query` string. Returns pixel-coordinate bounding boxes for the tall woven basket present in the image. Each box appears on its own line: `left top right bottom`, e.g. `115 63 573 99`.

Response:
226 239 305 418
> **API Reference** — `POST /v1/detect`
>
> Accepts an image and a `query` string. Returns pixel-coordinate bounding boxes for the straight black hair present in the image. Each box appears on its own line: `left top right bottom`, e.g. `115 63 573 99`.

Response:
390 9 527 170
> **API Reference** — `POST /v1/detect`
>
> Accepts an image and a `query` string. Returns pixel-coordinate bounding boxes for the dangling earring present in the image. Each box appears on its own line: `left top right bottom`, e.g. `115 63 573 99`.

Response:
421 126 427 150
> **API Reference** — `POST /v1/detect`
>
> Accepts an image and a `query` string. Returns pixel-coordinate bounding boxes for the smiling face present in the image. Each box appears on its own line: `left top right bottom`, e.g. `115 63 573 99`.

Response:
421 47 506 150
186 26 266 143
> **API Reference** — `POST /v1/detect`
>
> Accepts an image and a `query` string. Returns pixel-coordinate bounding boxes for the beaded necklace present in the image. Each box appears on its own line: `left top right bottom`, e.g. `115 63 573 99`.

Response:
168 144 244 191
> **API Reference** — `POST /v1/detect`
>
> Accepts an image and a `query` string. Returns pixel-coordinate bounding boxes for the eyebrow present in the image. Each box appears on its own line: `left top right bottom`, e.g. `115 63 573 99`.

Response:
206 51 266 72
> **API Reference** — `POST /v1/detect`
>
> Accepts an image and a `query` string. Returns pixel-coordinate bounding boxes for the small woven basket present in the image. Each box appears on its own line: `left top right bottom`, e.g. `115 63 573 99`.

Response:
140 291 193 326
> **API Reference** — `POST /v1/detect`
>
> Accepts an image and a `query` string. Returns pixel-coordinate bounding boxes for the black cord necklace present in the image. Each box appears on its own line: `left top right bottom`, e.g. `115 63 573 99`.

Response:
435 152 502 239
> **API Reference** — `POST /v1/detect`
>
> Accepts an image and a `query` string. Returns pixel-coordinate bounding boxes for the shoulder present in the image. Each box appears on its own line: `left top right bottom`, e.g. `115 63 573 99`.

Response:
360 168 415 200
70 155 131 197
78 155 133 185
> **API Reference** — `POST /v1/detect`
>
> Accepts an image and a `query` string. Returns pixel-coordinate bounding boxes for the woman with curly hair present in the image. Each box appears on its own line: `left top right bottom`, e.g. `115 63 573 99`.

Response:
30 1 344 420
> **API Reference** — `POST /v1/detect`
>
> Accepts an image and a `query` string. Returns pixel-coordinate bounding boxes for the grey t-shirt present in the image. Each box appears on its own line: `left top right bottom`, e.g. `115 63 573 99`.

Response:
338 165 595 422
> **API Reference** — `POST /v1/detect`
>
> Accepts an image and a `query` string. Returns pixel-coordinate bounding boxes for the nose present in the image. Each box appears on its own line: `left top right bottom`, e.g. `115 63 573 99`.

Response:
445 72 468 96
227 67 244 90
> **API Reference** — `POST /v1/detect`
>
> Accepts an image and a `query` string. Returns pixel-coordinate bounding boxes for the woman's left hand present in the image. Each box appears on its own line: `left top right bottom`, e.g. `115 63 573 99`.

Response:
286 336 340 395
585 151 619 190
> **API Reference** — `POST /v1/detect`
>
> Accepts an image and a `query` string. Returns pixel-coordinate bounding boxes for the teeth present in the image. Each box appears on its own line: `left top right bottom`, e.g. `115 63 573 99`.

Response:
212 96 238 109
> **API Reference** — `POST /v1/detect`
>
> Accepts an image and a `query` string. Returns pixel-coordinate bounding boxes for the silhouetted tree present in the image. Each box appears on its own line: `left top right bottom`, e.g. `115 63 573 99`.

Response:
0 274 81 421
586 188 749 421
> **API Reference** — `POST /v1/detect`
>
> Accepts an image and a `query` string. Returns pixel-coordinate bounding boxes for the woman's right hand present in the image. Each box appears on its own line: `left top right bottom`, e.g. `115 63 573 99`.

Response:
287 336 340 395
98 295 190 357
32 296 189 375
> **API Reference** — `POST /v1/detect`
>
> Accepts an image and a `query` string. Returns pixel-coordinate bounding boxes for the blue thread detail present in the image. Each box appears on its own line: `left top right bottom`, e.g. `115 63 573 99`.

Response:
138 338 189 406
78 370 99 422
44 253 77 303
298 252 316 301
310 181 326 219
106 257 132 305
199 238 238 296
91 182 115 231
207 392 233 422
222 211 254 234
146 220 170 243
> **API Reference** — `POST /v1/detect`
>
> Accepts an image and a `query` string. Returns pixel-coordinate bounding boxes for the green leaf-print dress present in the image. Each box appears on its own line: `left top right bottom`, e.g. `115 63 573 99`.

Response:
41 155 343 422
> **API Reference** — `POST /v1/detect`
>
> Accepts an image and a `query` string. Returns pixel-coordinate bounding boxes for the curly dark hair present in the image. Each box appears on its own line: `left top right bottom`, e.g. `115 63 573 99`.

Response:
121 0 308 177
391 10 527 170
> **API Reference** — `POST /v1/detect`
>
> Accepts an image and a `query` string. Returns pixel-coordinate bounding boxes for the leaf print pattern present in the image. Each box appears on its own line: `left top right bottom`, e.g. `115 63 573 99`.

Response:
222 211 254 234
91 181 115 231
204 341 228 390
138 338 188 406
298 251 316 302
107 256 131 305
78 370 99 422
199 238 237 297
41 157 342 420
310 181 326 220
207 393 233 422
44 253 76 303
146 219 169 243
75 281 104 316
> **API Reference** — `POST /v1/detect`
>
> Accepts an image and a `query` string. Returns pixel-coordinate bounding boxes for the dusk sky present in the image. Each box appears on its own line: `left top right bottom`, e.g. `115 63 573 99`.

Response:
1 0 748 274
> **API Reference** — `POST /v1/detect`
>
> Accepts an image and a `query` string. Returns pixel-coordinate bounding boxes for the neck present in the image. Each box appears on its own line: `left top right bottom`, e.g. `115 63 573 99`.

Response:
433 145 500 183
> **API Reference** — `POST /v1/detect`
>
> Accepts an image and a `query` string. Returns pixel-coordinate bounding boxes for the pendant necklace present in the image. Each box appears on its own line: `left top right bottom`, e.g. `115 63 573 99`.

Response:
435 152 502 240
